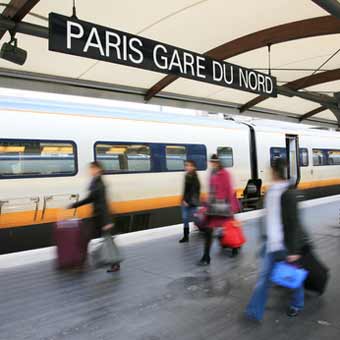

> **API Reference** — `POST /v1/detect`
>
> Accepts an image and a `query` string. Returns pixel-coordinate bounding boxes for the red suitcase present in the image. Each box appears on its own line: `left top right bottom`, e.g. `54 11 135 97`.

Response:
54 218 88 269
220 218 246 248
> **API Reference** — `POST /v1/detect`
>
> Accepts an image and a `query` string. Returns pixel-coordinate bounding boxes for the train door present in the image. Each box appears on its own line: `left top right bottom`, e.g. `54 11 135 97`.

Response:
286 135 300 186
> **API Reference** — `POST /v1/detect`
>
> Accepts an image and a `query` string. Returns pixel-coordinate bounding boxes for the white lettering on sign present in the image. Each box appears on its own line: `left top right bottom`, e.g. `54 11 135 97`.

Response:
239 68 274 95
248 71 258 91
169 49 184 73
66 21 84 49
266 76 273 94
105 31 121 59
239 68 249 89
212 61 233 84
183 52 195 76
129 38 144 64
84 27 104 56
153 44 168 70
51 14 276 97
258 73 265 93
196 56 206 79
153 45 206 77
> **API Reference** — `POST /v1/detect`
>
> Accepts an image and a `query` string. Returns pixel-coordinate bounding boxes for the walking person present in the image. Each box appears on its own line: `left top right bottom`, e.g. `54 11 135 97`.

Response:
198 154 240 265
68 161 120 273
179 160 201 243
246 158 309 321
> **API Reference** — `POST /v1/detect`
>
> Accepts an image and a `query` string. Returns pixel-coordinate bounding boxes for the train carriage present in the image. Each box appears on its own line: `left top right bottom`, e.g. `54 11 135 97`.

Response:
0 97 340 254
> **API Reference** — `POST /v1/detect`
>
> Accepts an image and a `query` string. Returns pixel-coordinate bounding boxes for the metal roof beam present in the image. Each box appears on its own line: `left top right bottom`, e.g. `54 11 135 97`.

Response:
278 86 340 125
239 68 340 112
312 0 340 19
145 15 340 101
0 0 40 40
0 16 48 38
278 86 337 107
299 106 327 122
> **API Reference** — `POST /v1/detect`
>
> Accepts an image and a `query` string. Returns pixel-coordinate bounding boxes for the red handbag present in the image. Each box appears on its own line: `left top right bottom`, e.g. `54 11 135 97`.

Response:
220 218 246 248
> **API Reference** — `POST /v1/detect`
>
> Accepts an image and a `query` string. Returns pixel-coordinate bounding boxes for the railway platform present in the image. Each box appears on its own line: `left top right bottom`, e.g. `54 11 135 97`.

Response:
1 196 340 340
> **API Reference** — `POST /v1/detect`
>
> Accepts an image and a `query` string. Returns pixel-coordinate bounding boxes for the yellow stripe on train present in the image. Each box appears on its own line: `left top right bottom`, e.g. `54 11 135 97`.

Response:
1 179 340 229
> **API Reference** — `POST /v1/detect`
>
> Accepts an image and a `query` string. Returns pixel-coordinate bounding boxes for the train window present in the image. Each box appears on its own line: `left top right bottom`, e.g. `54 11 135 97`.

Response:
95 143 151 173
299 148 309 167
217 147 233 168
327 150 340 165
0 139 77 178
187 144 207 171
166 145 187 171
312 149 327 166
270 147 286 167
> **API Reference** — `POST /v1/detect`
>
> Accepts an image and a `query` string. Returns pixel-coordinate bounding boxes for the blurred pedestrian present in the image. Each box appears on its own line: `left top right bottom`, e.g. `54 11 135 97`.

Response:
246 158 310 321
68 161 120 273
198 154 240 265
179 160 201 243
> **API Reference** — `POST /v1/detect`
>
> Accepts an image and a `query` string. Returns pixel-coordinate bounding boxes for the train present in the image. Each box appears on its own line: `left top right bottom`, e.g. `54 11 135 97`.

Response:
1 94 340 254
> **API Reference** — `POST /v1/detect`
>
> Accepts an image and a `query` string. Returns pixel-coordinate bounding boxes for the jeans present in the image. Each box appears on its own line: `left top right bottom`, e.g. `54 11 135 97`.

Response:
246 250 304 321
181 205 197 235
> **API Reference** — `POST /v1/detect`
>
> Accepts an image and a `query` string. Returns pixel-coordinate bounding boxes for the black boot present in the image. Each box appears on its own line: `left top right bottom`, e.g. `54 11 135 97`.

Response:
197 255 211 266
231 247 239 257
179 228 189 243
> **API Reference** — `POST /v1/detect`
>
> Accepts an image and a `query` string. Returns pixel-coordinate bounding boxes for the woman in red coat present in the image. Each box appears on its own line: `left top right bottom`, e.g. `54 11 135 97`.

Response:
198 154 240 266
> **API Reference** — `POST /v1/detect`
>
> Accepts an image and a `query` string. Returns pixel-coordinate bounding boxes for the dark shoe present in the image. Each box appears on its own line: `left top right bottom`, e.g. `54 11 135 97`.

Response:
197 257 210 266
286 306 300 317
179 236 189 243
107 264 120 273
245 311 262 323
231 248 239 257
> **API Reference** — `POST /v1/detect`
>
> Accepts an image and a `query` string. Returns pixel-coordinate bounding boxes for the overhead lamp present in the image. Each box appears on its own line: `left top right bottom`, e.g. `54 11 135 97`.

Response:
0 35 27 66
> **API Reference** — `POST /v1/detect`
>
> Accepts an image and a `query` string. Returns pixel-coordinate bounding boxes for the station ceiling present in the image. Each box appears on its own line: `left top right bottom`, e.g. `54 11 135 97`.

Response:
0 0 340 126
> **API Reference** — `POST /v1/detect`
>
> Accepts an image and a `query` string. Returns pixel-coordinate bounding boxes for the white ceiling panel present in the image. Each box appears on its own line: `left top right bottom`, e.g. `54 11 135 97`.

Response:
81 62 165 89
259 95 321 115
314 109 338 121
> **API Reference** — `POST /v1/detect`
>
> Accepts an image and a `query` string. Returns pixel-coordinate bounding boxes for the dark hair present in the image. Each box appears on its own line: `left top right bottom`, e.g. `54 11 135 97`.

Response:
185 160 197 168
209 153 223 169
90 161 103 172
271 158 287 180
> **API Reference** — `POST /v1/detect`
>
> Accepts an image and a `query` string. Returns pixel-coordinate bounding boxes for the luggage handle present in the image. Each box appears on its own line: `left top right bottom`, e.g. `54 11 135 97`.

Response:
42 193 80 219
0 200 9 215
70 194 79 216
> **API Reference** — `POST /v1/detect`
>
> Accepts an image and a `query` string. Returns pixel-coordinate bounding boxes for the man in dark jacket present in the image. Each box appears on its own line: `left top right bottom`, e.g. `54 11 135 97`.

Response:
70 161 119 272
246 158 309 321
179 160 201 243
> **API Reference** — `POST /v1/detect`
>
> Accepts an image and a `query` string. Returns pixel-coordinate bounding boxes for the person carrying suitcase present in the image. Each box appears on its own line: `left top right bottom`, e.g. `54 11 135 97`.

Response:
245 158 310 321
68 161 120 273
198 154 240 265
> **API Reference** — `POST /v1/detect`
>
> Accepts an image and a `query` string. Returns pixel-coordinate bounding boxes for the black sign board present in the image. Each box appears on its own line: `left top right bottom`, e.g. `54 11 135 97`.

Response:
49 13 277 97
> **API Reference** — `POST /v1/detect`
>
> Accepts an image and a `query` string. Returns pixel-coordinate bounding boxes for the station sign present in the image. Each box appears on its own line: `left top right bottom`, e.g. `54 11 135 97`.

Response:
49 13 277 97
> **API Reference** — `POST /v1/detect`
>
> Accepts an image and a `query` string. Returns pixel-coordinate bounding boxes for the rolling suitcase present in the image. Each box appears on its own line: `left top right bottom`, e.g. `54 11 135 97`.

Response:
54 218 88 269
300 251 329 295
220 218 246 248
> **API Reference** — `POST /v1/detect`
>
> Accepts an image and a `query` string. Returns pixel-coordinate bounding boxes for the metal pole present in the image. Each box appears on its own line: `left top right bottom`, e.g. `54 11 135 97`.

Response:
0 15 48 39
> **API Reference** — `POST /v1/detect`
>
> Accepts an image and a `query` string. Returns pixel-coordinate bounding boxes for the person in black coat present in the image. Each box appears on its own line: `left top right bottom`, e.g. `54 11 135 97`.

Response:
246 158 310 321
179 160 201 243
69 161 120 272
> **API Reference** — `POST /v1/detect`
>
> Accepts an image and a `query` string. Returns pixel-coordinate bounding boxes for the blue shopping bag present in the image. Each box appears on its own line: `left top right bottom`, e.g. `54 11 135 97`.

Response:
271 261 308 289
